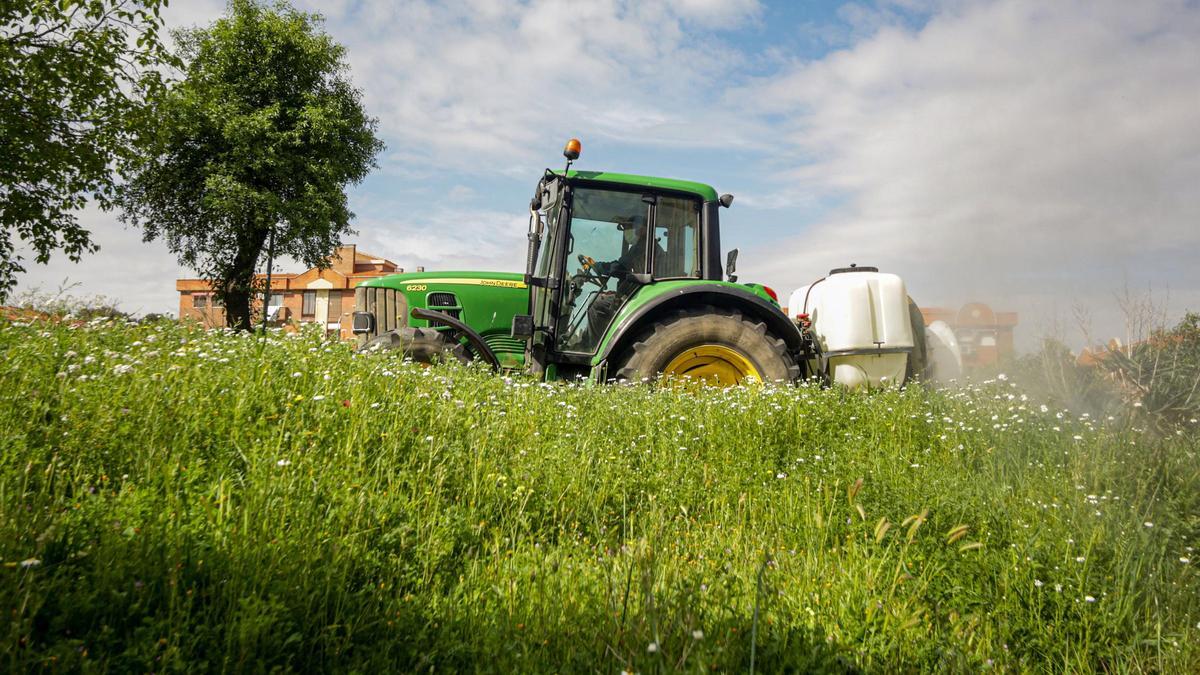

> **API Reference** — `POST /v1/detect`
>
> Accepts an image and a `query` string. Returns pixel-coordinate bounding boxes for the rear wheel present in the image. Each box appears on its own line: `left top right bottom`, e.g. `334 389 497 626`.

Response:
362 327 470 364
614 306 800 385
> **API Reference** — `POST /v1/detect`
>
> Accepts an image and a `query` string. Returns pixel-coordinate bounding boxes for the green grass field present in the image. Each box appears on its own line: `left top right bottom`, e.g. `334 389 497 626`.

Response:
1 318 1197 672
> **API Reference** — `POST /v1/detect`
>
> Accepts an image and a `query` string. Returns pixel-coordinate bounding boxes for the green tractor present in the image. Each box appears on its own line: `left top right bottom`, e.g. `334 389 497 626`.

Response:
353 139 925 386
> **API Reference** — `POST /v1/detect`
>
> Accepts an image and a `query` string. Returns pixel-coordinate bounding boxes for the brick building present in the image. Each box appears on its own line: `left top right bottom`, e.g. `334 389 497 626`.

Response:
177 245 401 338
920 302 1018 369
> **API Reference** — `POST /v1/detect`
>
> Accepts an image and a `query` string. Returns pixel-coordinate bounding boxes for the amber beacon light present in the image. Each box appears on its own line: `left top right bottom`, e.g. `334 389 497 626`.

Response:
563 138 582 161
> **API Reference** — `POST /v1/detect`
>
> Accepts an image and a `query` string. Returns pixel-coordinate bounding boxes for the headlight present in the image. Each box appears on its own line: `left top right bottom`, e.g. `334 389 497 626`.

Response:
352 311 375 334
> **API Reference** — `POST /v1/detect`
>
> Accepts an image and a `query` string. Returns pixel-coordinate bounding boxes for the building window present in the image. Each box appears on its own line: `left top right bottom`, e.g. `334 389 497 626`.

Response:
328 291 342 319
269 293 284 307
302 291 316 316
193 294 207 309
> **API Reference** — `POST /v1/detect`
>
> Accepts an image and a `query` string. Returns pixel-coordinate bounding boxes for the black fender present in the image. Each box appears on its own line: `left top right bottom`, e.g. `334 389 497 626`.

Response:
411 307 501 371
595 285 805 370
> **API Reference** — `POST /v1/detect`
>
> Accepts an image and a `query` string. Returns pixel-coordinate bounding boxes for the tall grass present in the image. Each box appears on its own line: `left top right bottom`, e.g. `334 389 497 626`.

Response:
0 318 1197 672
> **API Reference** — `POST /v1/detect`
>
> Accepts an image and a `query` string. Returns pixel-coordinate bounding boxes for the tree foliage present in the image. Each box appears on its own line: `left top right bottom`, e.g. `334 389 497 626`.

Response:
0 0 175 302
1013 312 1200 433
118 0 383 329
1098 312 1200 430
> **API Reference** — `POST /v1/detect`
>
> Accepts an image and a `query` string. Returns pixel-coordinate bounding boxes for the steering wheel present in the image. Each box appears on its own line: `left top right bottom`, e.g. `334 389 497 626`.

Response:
574 254 606 287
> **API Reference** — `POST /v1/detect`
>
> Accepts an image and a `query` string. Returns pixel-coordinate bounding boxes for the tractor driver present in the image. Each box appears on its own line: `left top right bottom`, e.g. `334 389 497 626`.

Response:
590 218 661 290
577 220 664 342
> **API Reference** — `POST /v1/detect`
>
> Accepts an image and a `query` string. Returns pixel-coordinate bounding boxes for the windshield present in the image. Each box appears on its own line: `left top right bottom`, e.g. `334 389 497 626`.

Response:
556 188 650 354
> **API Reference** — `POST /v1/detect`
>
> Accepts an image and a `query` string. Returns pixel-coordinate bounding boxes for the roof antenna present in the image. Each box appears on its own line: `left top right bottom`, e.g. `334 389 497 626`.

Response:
563 138 581 175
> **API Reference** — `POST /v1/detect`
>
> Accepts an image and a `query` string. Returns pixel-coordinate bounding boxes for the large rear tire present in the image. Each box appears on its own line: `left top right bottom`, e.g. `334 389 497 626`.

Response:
362 328 470 364
613 306 800 385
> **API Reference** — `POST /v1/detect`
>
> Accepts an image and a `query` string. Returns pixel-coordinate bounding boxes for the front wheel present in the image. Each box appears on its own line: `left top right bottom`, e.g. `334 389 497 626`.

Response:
613 306 800 386
361 327 470 364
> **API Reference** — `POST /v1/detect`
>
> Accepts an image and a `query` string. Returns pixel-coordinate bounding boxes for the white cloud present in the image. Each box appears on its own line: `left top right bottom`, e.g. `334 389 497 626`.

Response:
319 0 765 171
740 0 1200 345
352 208 529 273
15 208 187 315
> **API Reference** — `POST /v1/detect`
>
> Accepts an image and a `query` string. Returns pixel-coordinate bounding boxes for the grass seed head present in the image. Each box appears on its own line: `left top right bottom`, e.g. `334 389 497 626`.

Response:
874 517 891 544
905 509 929 543
848 477 864 503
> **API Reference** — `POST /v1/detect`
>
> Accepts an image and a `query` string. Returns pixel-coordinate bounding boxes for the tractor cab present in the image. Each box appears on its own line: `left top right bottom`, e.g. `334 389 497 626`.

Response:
518 141 732 377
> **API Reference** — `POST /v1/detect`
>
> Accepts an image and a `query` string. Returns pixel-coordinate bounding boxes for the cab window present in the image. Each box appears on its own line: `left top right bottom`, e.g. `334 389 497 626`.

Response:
652 196 700 279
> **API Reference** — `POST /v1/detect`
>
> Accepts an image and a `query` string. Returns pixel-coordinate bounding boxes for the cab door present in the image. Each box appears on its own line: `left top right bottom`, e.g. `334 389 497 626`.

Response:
552 187 652 356
527 181 566 374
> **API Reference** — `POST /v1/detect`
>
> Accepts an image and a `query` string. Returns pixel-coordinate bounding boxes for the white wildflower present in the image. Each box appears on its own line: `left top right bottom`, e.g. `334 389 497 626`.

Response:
276 459 291 467
692 629 704 640
112 364 133 375
312 395 325 401
1034 579 1044 588
1084 595 1096 603
19 558 41 568
647 642 659 653
1144 522 1153 528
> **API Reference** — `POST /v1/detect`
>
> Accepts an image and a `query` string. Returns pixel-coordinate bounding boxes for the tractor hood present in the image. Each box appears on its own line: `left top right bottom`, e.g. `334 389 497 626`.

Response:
355 270 530 368
360 270 528 290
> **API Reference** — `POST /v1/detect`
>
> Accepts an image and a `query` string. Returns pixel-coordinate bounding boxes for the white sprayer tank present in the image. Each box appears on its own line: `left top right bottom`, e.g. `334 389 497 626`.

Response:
788 266 914 389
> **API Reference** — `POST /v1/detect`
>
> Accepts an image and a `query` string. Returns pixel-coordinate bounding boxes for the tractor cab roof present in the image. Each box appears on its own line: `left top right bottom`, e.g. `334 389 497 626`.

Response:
554 169 719 203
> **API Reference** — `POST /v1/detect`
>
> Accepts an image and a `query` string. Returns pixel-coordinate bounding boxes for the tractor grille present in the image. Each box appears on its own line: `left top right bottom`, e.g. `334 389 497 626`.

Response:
354 286 407 346
484 334 525 355
425 292 462 328
428 292 457 307
484 334 525 358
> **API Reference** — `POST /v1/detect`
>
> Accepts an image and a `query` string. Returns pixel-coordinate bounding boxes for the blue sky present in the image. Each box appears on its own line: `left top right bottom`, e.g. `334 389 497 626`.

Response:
17 0 1200 348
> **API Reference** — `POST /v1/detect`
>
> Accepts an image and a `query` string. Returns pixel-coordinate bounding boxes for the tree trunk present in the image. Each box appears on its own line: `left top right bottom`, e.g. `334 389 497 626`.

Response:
221 225 269 331
224 287 254 331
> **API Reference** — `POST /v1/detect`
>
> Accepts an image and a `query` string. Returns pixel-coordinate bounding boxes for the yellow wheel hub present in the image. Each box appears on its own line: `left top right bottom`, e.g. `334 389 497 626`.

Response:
662 344 761 386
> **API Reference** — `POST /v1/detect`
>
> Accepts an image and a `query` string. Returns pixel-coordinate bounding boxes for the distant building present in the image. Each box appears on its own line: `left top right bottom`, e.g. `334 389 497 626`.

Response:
177 245 400 338
920 302 1018 368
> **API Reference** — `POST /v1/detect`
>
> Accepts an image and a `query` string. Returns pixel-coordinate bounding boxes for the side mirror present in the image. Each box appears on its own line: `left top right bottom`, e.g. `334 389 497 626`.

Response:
511 314 534 339
725 248 738 283
719 193 734 208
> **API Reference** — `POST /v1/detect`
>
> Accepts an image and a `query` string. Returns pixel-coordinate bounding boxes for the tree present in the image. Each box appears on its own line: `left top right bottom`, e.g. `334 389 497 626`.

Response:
118 0 383 329
0 0 175 303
